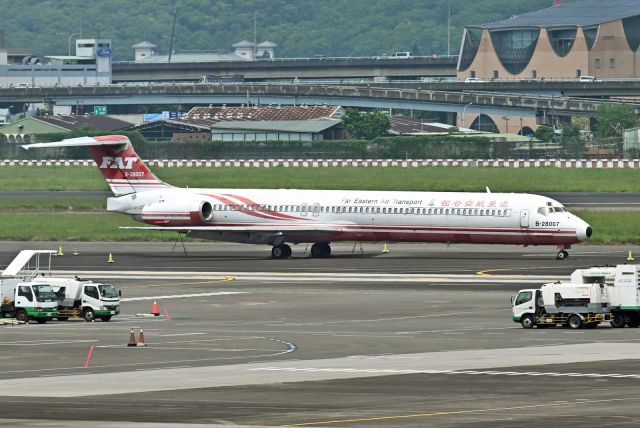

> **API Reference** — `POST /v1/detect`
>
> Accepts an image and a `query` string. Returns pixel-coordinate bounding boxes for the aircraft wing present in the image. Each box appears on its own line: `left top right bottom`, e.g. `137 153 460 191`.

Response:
120 224 343 233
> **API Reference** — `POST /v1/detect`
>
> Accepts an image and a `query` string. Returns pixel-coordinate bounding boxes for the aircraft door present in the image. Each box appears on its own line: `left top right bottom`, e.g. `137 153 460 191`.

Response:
520 209 529 228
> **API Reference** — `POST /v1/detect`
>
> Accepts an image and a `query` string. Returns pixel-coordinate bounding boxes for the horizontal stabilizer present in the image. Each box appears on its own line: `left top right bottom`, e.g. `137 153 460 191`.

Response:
22 135 129 150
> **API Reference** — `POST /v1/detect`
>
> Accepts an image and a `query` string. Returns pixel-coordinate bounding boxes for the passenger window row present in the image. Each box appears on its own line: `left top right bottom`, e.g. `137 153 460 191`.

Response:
211 204 511 217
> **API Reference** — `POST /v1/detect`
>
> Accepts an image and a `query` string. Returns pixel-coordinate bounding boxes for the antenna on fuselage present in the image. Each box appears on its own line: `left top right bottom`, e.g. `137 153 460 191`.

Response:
486 187 491 193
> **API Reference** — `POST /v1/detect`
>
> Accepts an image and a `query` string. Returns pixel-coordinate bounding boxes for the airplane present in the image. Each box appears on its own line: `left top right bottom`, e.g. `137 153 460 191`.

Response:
23 135 592 260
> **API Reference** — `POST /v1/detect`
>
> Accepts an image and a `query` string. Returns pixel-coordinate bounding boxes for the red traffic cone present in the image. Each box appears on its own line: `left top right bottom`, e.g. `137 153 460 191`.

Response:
137 327 147 347
127 328 137 347
151 300 160 316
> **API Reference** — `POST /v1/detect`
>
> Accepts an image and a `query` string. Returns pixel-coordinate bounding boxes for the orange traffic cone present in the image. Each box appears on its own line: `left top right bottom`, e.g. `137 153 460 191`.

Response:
137 327 147 347
151 300 160 316
127 328 137 347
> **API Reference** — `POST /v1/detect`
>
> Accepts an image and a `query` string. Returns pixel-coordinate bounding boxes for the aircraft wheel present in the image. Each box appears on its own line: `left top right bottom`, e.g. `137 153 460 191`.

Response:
556 250 569 260
283 244 292 258
311 243 331 258
310 243 323 258
271 245 289 259
321 243 331 257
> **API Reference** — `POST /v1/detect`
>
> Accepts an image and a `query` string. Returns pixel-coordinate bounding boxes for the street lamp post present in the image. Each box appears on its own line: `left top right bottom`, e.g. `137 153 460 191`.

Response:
56 31 82 57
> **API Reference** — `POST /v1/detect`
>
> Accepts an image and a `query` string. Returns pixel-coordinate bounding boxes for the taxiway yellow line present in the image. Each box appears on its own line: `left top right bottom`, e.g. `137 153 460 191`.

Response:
286 396 640 426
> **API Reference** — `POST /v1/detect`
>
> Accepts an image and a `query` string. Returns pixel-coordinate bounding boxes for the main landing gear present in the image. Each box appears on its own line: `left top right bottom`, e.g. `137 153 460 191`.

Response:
556 245 569 260
271 244 292 259
271 242 332 259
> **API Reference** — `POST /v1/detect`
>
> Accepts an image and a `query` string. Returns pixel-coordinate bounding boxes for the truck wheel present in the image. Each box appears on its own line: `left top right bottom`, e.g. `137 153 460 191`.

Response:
100 315 112 322
611 313 626 328
36 318 47 324
568 314 583 329
83 309 95 322
521 314 535 329
15 310 29 323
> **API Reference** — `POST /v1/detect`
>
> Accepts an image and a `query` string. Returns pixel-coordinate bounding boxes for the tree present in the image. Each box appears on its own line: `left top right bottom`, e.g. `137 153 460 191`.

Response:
534 125 554 143
343 108 391 140
595 103 638 139
560 124 585 158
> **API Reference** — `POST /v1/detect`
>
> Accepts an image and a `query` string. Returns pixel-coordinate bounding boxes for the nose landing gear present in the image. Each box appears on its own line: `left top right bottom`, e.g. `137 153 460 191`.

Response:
556 245 569 260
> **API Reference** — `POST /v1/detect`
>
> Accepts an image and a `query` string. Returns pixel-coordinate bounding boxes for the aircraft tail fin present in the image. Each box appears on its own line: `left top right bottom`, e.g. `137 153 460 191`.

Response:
23 135 171 196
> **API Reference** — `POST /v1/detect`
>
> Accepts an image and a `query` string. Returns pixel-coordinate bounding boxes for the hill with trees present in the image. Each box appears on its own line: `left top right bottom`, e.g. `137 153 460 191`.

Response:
1 0 576 61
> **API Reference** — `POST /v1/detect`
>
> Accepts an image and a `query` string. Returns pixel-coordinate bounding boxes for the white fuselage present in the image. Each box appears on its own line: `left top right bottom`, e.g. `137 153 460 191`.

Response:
107 187 591 247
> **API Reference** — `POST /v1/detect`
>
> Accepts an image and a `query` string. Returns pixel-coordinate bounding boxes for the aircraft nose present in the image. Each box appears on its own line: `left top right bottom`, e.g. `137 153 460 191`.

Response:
576 221 592 241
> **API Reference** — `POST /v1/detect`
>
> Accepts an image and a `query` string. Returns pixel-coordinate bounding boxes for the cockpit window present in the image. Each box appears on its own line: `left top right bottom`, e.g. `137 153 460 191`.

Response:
538 207 551 216
538 206 567 216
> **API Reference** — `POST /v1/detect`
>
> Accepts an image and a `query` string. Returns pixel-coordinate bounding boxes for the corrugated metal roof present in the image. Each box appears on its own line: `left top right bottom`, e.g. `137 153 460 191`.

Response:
211 119 341 133
476 0 640 29
183 105 342 127
132 41 157 48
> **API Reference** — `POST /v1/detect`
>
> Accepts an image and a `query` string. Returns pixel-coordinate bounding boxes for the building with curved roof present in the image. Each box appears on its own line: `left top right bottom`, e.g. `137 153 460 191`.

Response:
457 0 640 80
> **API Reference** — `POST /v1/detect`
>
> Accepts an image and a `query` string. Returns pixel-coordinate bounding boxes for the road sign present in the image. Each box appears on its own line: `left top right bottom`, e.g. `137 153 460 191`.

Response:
94 106 107 116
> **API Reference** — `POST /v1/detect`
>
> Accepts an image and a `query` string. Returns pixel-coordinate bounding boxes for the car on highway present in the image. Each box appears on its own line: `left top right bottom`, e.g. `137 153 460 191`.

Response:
464 77 487 83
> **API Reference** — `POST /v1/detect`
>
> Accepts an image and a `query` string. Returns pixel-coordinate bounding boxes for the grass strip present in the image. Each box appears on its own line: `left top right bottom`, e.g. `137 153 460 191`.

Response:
2 166 640 192
0 196 105 211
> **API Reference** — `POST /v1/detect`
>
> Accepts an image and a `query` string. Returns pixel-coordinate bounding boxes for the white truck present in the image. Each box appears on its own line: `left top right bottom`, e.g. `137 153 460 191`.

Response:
568 264 640 328
512 281 611 329
31 277 120 322
0 250 59 323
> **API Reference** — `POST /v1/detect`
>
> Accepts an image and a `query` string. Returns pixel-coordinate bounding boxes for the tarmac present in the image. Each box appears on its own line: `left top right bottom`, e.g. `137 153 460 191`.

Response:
0 241 640 427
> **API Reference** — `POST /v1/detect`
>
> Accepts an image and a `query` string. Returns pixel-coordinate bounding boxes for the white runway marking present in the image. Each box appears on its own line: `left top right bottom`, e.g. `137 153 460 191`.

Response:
1 342 639 397
121 291 248 302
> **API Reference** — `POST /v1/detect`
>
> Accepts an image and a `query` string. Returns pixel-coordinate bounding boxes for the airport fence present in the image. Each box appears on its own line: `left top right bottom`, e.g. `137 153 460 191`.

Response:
0 133 626 161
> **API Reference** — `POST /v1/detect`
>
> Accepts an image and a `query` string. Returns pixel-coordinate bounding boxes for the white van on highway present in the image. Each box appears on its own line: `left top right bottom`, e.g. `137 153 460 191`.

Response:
578 75 597 82
390 52 414 59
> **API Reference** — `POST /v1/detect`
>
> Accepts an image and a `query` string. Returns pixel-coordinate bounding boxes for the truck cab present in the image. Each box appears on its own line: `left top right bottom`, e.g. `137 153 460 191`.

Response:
0 279 58 323
512 289 542 328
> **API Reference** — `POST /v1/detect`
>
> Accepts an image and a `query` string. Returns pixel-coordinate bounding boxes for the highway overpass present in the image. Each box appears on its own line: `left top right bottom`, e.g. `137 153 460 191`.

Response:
0 83 634 119
112 56 458 83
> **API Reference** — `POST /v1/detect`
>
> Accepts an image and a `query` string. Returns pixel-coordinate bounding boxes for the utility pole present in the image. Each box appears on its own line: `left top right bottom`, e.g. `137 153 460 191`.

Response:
253 12 257 60
168 9 177 63
447 3 451 57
